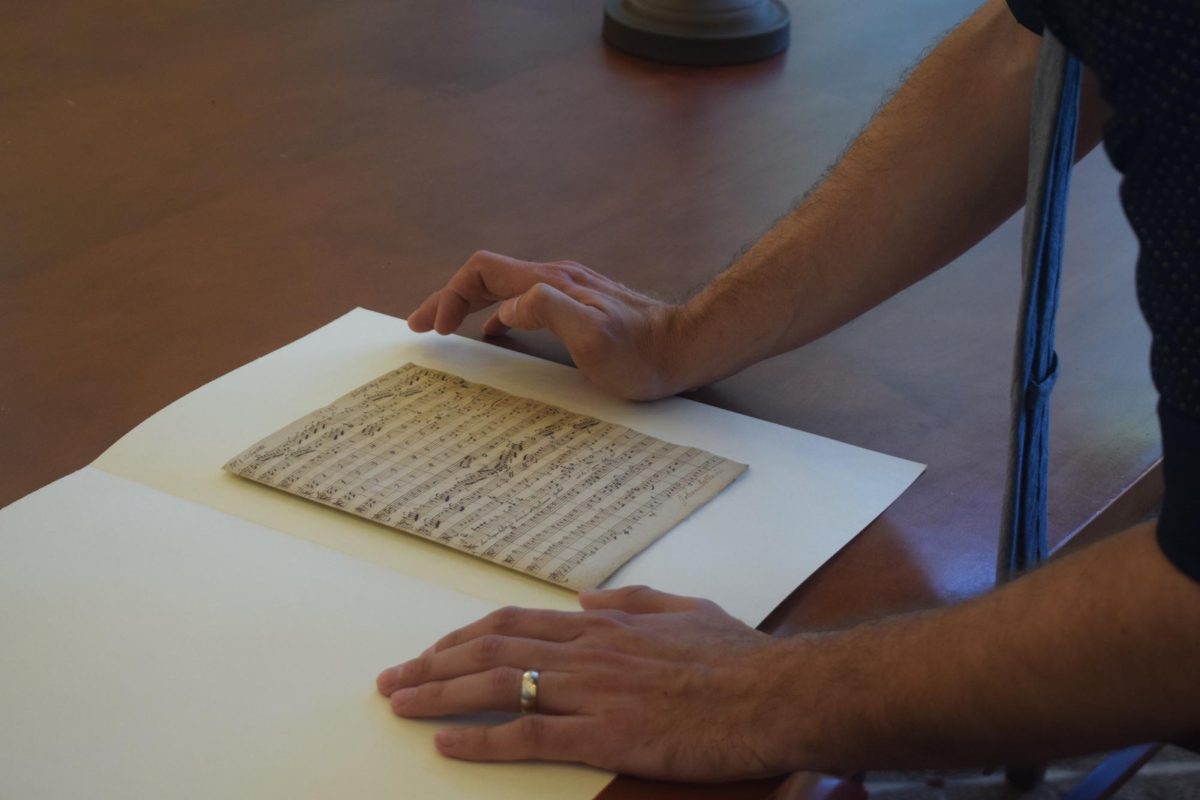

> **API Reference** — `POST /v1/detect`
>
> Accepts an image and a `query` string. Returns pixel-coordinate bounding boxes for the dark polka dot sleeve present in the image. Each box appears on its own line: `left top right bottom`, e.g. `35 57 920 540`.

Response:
1008 0 1200 581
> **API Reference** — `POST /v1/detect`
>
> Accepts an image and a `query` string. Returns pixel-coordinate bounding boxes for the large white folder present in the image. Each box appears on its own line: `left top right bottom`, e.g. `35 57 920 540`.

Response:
0 308 923 798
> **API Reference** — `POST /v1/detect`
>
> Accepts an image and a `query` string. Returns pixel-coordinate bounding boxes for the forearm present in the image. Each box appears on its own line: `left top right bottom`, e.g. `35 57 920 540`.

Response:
410 3 1110 403
375 501 1196 781
666 0 1098 392
771 522 1200 771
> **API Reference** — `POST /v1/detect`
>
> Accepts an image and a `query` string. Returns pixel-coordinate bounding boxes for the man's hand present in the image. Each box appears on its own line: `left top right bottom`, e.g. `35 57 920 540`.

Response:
375 585 793 781
407 251 686 401
376 528 1200 777
403 1 1074 402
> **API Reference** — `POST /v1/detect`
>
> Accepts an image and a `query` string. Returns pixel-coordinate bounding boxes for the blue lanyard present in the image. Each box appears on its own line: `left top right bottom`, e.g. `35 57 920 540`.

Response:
998 34 1083 581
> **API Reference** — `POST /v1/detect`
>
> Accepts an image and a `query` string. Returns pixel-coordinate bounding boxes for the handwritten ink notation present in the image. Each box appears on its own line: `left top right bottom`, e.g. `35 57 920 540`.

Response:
224 364 747 589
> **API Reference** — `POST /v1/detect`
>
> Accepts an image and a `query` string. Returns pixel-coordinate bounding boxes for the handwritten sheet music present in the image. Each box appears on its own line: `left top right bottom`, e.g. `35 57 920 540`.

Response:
224 364 747 589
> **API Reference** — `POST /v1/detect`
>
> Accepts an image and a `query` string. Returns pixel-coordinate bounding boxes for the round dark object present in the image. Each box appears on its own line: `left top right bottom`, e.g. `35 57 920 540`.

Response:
603 0 790 66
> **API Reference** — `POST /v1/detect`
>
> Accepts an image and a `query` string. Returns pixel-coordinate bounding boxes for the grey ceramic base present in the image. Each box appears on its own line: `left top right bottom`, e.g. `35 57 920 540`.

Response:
603 0 790 66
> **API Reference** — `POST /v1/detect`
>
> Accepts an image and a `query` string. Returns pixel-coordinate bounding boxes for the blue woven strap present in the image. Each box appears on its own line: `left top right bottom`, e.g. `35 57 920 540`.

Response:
998 34 1082 581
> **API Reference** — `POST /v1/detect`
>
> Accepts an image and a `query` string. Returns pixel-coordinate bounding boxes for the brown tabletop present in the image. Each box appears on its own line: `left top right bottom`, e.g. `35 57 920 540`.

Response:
0 1 1161 797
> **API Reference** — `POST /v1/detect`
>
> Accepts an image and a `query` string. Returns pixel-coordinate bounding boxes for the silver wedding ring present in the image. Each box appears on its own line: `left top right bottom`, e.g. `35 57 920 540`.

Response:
519 669 539 714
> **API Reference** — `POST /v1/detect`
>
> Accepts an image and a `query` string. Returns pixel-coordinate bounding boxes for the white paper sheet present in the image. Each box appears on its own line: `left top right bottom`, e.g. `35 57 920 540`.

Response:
0 468 613 800
95 307 925 624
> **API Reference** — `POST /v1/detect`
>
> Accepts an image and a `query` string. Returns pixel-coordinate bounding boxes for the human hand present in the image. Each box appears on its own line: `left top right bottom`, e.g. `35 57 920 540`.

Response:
375 585 795 781
407 251 687 400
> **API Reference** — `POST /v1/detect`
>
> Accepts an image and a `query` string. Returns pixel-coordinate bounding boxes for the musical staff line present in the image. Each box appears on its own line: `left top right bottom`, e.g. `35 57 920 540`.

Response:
224 364 747 589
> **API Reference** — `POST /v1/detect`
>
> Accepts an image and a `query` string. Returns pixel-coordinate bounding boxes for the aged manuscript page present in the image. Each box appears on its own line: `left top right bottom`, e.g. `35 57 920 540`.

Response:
224 364 747 589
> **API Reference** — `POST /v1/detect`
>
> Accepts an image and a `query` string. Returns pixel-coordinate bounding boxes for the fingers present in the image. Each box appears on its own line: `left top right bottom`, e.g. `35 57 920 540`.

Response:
434 714 591 764
407 251 538 334
432 286 477 335
496 281 603 341
379 634 574 695
387 667 581 717
406 290 443 332
431 606 593 653
481 310 510 337
579 584 707 615
378 594 703 696
407 251 593 335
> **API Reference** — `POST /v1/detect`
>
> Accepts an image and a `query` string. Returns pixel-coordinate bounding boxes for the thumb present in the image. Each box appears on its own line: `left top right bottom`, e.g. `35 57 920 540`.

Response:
579 585 704 615
497 282 599 340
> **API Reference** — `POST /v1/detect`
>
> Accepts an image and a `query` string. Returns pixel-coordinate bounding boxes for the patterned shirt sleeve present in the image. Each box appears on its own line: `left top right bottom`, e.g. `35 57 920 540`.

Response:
1010 0 1200 580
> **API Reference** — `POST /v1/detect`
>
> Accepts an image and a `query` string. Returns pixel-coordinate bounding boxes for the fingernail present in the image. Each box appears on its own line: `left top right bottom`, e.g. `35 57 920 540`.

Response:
578 588 602 604
376 667 399 695
435 729 461 749
497 298 515 325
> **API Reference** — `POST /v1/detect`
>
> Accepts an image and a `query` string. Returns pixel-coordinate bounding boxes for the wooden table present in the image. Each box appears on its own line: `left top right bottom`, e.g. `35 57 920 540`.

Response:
0 1 1161 797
